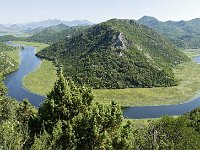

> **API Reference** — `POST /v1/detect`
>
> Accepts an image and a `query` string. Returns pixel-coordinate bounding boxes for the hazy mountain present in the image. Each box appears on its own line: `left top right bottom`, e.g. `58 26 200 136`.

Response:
37 19 189 89
0 19 93 33
138 16 200 48
23 26 45 35
0 24 7 31
18 19 93 30
26 25 88 44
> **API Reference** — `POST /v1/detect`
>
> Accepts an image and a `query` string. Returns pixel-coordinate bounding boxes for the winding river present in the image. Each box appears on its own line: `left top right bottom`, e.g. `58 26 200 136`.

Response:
4 43 200 119
4 43 45 107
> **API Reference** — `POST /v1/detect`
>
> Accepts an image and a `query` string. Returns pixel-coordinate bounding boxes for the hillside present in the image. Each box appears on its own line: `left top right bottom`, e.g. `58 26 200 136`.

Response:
0 42 18 74
138 16 200 48
26 25 89 44
23 26 45 35
37 19 189 89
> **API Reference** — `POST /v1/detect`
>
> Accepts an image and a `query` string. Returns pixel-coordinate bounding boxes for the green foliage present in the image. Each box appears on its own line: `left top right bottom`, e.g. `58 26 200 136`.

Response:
37 19 189 89
138 16 200 49
0 35 25 42
1 68 200 149
0 97 37 150
28 70 133 149
0 42 18 75
134 112 200 149
26 25 88 44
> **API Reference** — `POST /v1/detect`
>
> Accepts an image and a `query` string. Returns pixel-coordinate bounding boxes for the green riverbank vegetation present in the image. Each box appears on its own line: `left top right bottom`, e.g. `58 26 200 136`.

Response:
94 57 200 106
1 70 200 149
10 41 57 95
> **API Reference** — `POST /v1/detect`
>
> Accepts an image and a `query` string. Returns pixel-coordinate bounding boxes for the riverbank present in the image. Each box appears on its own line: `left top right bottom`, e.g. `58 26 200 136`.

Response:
6 42 200 107
10 41 57 95
23 59 57 95
93 49 200 106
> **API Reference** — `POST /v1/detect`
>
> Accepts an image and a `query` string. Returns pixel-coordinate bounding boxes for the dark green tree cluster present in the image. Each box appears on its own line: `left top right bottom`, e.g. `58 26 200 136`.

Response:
0 35 25 42
28 70 133 149
134 110 200 149
37 19 189 89
0 97 37 150
1 69 200 149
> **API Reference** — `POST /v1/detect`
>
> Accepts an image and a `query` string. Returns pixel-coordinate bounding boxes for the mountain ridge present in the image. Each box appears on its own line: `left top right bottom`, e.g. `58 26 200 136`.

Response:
138 16 200 48
37 18 189 89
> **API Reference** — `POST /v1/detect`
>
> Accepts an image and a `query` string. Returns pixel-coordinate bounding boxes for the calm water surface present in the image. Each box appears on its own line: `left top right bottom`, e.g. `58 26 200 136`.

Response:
4 43 200 118
4 43 45 107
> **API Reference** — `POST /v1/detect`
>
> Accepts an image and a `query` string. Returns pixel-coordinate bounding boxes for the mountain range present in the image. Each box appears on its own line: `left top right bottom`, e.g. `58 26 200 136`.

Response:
0 19 93 32
138 16 200 48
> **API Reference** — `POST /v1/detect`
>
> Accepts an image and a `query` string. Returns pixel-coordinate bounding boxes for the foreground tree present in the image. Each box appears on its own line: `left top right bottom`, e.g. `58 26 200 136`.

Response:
29 68 133 149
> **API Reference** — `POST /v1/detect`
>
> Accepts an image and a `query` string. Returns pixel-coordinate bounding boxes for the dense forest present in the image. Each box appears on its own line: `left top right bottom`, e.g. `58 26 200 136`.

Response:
138 16 200 49
1 66 200 149
37 19 189 89
0 42 199 149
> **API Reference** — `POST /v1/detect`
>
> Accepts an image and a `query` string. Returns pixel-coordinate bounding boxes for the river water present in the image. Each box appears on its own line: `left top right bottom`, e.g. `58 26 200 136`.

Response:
4 43 45 107
4 44 200 118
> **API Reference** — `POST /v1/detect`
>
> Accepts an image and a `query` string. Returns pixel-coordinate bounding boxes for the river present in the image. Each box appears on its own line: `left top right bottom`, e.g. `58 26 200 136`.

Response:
4 44 200 119
4 43 45 107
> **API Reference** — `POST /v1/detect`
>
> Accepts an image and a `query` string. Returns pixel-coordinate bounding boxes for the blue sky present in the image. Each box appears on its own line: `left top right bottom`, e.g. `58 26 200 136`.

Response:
0 0 200 24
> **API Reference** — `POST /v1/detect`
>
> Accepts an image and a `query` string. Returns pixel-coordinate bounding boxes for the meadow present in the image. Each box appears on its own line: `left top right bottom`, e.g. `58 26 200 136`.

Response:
94 52 200 106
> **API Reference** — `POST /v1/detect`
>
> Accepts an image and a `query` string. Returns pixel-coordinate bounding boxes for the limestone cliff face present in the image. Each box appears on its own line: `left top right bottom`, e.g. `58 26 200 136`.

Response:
112 32 128 50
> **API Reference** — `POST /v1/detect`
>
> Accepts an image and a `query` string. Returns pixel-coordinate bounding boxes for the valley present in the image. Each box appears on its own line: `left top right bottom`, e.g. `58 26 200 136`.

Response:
1 3 200 147
4 41 200 119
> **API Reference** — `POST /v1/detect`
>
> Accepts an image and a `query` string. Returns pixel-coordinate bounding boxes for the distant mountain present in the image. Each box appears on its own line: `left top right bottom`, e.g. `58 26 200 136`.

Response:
0 19 93 34
37 19 189 89
7 24 21 30
0 24 7 31
138 16 200 48
26 24 88 43
63 20 93 26
18 19 93 30
23 26 45 35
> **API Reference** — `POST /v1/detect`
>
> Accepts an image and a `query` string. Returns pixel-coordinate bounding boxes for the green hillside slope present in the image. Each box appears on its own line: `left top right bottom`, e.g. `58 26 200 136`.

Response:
37 19 189 89
26 25 88 44
138 16 200 48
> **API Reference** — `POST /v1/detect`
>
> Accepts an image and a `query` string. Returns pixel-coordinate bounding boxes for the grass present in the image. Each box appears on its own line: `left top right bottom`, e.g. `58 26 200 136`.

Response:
7 41 200 107
93 49 200 106
11 41 57 95
23 60 57 95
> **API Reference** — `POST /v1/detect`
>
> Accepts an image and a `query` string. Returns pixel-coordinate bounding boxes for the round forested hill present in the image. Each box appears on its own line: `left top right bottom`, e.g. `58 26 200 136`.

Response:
37 19 189 89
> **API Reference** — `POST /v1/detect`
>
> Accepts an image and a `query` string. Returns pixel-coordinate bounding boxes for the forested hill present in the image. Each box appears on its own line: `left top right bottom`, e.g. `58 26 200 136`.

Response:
26 25 89 44
37 19 189 89
138 16 200 49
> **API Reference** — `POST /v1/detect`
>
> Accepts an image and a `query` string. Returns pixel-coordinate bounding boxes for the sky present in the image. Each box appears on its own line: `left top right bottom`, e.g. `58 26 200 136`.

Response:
0 0 200 24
